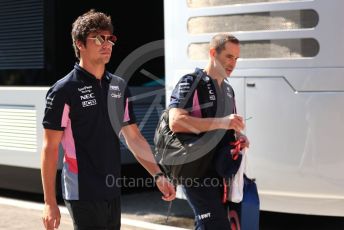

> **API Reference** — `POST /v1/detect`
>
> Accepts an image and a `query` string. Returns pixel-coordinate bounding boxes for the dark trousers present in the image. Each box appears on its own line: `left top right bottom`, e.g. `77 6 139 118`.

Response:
64 197 121 230
182 180 230 230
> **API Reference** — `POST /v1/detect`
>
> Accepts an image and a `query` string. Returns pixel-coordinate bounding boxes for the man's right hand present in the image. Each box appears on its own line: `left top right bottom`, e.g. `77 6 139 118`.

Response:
42 203 61 230
222 114 245 132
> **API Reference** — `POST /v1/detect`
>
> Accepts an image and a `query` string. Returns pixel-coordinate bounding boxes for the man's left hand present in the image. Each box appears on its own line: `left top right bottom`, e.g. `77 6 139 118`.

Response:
156 176 176 201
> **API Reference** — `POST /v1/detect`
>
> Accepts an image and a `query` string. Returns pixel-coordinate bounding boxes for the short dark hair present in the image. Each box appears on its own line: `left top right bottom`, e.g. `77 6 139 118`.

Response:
210 33 240 54
71 9 113 59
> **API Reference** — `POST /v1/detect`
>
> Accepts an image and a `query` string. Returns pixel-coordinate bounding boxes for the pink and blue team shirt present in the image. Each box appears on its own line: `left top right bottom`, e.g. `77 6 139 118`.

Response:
43 64 136 201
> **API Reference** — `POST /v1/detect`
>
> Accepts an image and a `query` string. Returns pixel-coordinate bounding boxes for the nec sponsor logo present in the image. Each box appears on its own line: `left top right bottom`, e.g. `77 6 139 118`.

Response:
80 93 95 100
80 93 96 107
82 99 97 107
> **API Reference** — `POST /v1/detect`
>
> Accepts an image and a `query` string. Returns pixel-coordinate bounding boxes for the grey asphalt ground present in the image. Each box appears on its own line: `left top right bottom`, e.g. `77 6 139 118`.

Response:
0 190 194 230
1 189 344 230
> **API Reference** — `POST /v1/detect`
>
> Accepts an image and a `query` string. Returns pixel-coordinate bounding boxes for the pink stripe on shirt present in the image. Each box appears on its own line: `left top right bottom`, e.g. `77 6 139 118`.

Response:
190 89 202 118
64 154 78 174
60 104 78 173
123 98 130 122
61 104 70 127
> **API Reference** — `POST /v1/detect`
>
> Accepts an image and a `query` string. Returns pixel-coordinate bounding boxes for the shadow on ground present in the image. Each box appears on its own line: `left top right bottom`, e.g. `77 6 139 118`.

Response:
121 191 194 229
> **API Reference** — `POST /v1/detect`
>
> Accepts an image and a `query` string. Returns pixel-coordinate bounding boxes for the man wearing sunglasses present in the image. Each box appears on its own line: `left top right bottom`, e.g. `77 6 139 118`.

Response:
41 9 175 230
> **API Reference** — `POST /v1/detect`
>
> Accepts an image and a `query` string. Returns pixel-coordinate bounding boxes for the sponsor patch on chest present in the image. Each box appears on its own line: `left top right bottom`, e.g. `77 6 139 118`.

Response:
78 85 97 107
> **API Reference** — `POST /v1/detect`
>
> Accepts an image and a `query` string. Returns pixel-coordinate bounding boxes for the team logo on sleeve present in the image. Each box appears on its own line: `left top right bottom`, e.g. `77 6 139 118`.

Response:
226 87 233 98
46 96 54 109
109 85 122 98
110 85 120 91
178 82 191 94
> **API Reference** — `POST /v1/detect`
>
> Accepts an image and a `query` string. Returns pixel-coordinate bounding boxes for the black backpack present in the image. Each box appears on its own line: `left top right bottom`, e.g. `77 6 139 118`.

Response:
153 72 218 185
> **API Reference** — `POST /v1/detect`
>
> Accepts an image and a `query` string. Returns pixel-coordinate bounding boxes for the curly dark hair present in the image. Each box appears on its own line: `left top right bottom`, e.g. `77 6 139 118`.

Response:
71 9 113 59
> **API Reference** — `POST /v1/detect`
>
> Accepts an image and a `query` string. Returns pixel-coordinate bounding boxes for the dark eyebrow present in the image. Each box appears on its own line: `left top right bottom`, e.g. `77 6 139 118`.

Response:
227 54 240 60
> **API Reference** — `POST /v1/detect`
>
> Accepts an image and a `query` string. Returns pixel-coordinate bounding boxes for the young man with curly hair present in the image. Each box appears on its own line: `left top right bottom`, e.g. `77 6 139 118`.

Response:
41 9 175 230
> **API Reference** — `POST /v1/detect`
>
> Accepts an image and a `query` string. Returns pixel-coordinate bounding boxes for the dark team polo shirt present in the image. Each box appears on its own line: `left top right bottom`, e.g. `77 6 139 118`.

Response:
168 68 237 175
169 68 236 123
42 64 136 201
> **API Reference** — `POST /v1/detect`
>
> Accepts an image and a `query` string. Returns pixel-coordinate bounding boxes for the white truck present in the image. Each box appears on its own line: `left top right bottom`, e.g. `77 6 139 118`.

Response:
164 0 344 216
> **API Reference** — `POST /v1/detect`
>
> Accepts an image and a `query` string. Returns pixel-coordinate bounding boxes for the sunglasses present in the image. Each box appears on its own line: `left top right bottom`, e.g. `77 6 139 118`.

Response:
87 34 117 46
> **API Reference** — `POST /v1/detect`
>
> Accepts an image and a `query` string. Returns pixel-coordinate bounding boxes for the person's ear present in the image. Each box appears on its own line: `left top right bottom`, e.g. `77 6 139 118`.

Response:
76 40 85 51
209 48 216 60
